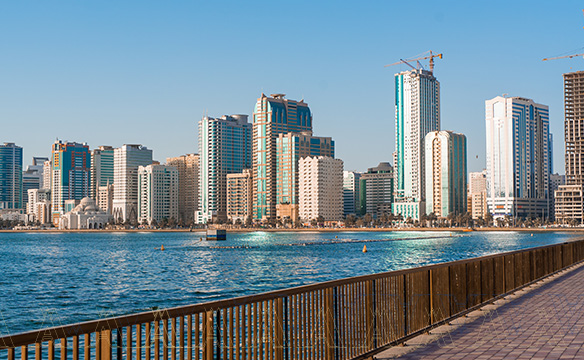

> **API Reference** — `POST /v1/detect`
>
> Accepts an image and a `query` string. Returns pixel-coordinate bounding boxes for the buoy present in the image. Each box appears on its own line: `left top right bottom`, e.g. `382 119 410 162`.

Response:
363 245 367 253
531 234 533 237
335 235 338 239
161 245 165 251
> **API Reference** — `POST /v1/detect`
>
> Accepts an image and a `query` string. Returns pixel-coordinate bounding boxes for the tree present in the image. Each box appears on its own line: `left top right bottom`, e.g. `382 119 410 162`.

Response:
485 213 493 227
345 214 356 228
363 213 373 227
317 215 325 226
245 216 253 228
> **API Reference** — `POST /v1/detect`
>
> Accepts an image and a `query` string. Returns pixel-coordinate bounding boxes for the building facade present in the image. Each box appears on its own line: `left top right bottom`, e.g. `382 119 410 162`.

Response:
549 173 565 221
468 170 488 220
197 115 252 224
343 171 361 216
22 157 47 208
166 154 199 224
486 96 550 220
138 165 179 225
97 184 114 215
27 188 51 224
90 146 114 200
393 69 440 220
424 131 467 218
360 163 394 218
253 94 313 222
0 143 23 210
112 144 153 223
298 156 343 222
555 71 584 223
226 169 253 223
51 141 91 224
276 132 334 222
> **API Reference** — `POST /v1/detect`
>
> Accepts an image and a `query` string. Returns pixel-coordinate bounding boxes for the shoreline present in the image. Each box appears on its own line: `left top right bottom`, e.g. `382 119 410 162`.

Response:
2 227 584 234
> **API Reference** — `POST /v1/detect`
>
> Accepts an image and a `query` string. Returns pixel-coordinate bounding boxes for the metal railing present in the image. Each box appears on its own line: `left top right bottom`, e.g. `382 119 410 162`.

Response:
1 239 583 360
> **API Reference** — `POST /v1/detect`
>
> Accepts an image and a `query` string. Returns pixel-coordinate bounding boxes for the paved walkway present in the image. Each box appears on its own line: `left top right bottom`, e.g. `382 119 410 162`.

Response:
376 263 584 359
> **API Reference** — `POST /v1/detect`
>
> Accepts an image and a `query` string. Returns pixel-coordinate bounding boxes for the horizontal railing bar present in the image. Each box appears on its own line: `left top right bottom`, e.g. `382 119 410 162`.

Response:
0 239 580 349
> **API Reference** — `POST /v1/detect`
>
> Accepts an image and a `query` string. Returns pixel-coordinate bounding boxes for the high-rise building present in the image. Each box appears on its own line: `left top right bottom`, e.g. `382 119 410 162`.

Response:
91 146 114 200
138 165 179 225
166 154 199 224
343 171 361 216
486 96 550 219
22 157 47 208
299 156 343 222
556 71 584 223
226 169 253 224
197 115 252 224
424 131 467 218
43 160 51 190
276 132 334 222
393 69 440 220
112 144 153 223
253 94 313 222
0 143 23 210
549 173 565 221
360 163 394 218
50 141 91 223
468 170 488 220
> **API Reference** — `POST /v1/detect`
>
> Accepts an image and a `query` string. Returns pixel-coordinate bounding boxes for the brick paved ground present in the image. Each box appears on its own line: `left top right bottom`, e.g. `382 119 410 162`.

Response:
376 264 584 359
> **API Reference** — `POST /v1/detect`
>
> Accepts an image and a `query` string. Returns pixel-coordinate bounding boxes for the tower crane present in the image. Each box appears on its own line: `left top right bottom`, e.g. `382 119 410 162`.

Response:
384 50 443 72
542 53 584 61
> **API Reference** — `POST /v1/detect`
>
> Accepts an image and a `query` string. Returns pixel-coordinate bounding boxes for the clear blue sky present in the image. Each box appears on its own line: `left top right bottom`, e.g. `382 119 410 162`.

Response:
2 1 583 173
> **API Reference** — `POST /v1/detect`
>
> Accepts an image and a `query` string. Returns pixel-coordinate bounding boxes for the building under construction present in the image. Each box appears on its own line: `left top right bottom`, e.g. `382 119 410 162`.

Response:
555 71 584 223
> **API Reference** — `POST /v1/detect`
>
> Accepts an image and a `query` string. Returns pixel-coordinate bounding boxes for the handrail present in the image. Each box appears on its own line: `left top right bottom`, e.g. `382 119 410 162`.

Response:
1 239 583 360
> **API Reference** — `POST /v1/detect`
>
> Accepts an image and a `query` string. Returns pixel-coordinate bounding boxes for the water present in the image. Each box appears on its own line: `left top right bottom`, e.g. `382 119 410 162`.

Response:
0 230 576 336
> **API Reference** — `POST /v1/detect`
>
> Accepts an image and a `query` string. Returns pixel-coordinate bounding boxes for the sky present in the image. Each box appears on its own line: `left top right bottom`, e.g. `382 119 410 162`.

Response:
1 1 583 173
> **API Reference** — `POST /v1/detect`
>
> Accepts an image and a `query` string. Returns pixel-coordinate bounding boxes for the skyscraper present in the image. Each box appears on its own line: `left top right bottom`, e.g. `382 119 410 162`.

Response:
112 144 153 223
253 94 312 222
0 142 23 210
166 154 199 224
22 157 48 208
276 132 334 222
50 141 91 223
91 146 114 200
393 69 440 220
138 165 179 225
343 171 361 216
555 71 584 223
424 130 467 218
197 115 252 224
485 96 550 219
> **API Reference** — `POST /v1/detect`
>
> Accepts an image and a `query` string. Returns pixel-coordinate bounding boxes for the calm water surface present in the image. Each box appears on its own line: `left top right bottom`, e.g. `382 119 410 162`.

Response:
0 230 576 335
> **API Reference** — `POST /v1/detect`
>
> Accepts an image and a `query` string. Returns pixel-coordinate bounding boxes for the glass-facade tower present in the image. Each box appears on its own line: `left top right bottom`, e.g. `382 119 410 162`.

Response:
0 143 23 210
197 114 252 224
485 96 550 219
393 69 440 220
253 94 312 221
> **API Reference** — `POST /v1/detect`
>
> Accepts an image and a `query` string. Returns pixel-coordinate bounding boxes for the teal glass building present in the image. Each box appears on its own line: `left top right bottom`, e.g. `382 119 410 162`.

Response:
0 142 23 210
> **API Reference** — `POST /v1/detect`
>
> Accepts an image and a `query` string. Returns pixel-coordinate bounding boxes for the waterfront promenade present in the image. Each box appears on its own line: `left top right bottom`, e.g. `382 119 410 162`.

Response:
377 261 584 359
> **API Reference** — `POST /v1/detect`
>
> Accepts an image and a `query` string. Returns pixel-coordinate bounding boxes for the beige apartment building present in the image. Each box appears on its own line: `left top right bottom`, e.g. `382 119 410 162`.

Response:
97 184 114 215
166 154 199 224
468 170 488 220
226 169 252 223
299 156 343 222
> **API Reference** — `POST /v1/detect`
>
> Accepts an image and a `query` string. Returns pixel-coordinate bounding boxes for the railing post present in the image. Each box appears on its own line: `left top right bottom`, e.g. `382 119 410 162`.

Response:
204 311 213 360
365 280 373 350
275 298 284 360
101 330 112 360
324 289 334 360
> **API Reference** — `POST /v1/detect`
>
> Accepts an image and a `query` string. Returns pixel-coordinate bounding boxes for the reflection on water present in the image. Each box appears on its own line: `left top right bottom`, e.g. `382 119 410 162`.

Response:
0 230 575 335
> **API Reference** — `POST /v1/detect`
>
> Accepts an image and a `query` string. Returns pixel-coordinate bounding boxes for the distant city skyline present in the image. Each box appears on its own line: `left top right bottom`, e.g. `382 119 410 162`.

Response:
1 1 583 173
